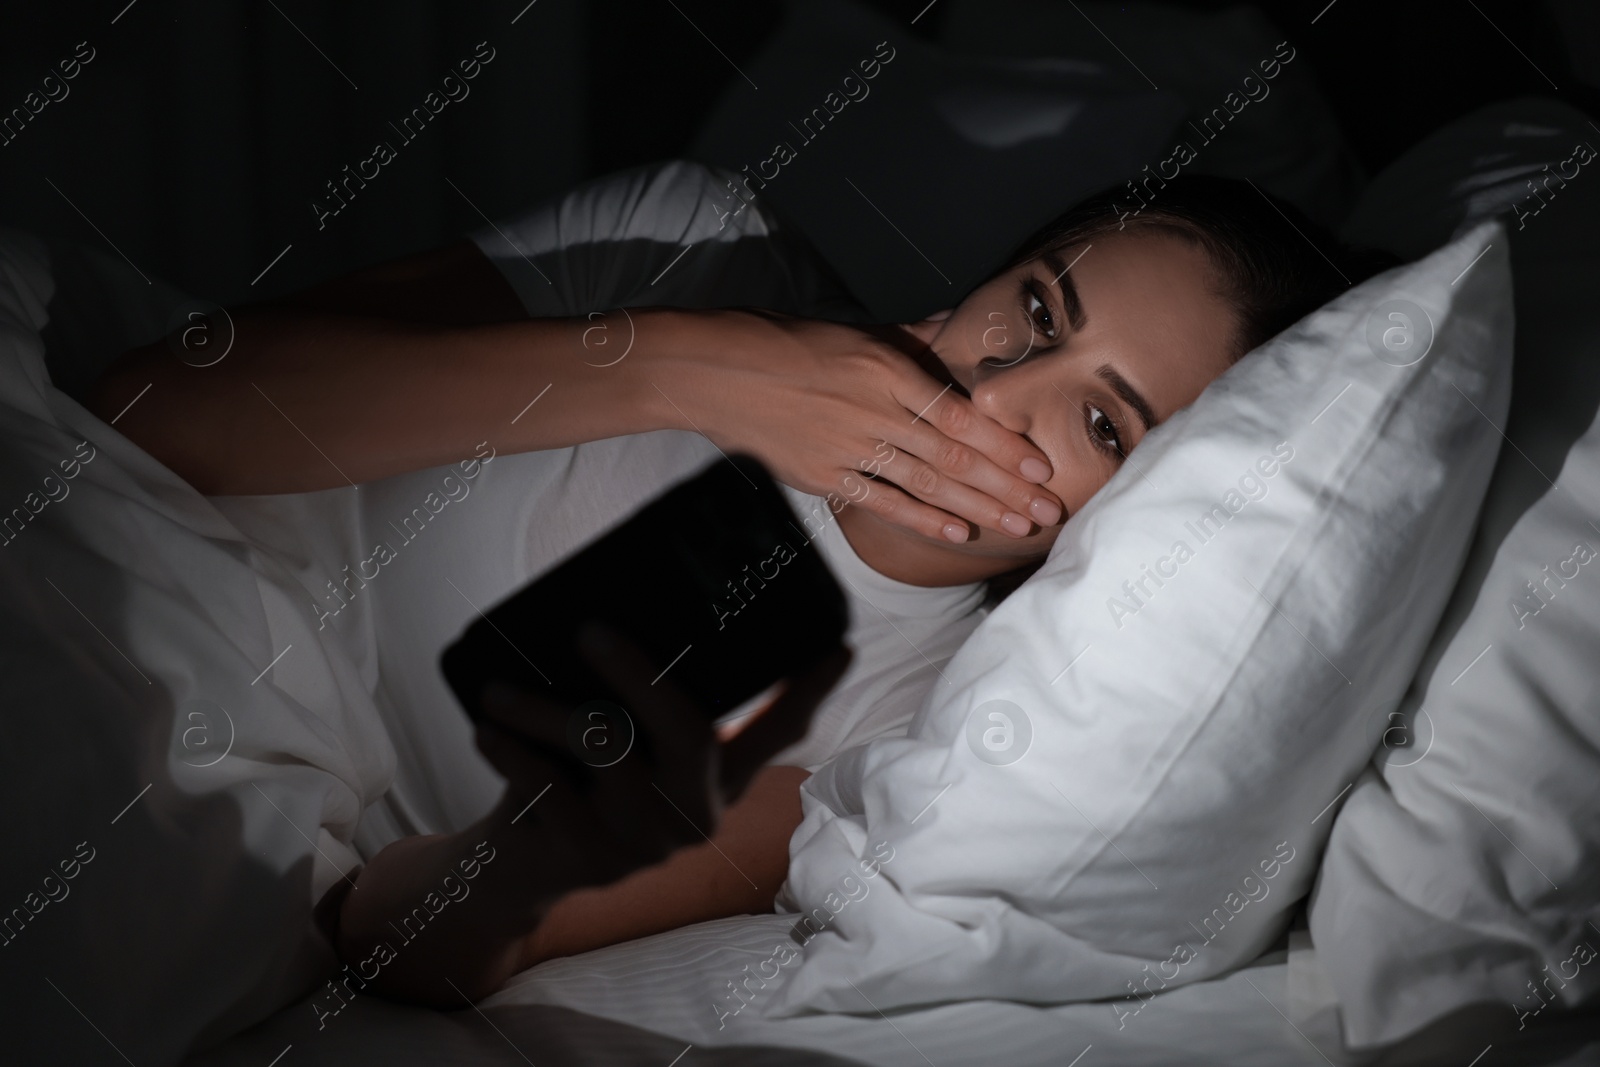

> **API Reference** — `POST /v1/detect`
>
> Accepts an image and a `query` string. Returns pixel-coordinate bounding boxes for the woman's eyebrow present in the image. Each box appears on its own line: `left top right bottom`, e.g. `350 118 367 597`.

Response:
1041 251 1088 331
1095 364 1156 433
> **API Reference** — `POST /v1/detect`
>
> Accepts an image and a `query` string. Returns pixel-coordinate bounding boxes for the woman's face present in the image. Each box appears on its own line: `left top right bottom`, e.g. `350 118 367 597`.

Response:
907 229 1240 563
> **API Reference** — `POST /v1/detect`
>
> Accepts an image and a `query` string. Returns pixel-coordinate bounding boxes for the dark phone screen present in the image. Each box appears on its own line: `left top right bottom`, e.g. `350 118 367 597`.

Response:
441 455 849 725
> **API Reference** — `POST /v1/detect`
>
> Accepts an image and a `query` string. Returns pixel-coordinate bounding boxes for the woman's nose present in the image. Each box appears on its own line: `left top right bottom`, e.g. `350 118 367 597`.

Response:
968 358 1041 434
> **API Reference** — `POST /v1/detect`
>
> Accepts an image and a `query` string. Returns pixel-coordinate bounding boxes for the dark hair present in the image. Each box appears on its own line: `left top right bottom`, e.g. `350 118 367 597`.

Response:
1000 175 1395 361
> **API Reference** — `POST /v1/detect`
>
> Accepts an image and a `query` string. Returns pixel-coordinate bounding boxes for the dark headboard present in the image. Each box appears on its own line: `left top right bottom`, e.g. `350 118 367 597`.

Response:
587 0 1595 181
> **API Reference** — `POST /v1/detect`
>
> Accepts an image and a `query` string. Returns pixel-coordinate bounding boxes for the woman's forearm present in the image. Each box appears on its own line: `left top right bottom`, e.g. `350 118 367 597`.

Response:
335 794 563 1008
336 764 810 1008
85 304 710 495
517 765 811 967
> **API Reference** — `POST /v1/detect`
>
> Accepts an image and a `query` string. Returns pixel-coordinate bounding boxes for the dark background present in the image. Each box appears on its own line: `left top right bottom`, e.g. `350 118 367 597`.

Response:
0 0 1594 305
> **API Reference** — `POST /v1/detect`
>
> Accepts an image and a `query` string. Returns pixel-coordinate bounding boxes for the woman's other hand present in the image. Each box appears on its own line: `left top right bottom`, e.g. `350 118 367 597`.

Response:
471 623 850 900
649 308 1062 543
334 628 847 1009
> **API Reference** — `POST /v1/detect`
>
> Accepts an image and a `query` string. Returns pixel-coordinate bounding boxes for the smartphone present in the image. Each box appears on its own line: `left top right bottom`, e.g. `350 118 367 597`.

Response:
440 454 849 730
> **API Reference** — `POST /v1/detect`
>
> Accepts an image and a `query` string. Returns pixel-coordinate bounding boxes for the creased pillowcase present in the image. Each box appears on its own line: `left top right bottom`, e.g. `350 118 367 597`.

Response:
688 0 1187 322
1308 98 1600 1050
761 219 1512 1018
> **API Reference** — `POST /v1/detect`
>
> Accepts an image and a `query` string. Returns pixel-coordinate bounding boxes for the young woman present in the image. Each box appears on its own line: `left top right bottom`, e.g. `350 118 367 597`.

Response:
89 160 1362 1009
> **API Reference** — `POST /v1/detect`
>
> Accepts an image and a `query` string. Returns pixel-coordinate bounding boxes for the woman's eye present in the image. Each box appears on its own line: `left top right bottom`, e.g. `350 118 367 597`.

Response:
1086 404 1124 457
1024 284 1057 339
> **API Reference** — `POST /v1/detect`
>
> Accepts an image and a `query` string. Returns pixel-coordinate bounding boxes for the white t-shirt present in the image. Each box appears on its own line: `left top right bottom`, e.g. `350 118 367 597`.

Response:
216 161 986 859
770 483 985 771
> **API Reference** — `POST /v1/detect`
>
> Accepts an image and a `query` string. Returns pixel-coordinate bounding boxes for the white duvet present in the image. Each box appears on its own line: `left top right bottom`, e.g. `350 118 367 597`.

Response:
0 231 386 1064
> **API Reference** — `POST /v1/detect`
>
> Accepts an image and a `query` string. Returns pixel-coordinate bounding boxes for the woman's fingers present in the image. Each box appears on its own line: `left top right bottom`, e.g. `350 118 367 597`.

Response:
478 622 828 891
477 718 686 886
879 329 1055 492
576 625 709 763
475 642 710 881
896 378 1061 515
868 440 1052 539
473 716 587 804
847 475 979 543
719 646 852 801
828 350 1061 538
479 679 575 752
575 624 718 829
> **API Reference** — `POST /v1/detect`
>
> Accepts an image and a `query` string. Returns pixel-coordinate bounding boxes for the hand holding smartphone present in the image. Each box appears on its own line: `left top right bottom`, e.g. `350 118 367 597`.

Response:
441 454 851 762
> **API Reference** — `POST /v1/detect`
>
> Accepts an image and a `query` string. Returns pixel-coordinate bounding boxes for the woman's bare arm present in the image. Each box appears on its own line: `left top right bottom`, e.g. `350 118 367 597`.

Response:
516 764 811 968
84 239 701 495
328 766 807 1007
86 240 1060 539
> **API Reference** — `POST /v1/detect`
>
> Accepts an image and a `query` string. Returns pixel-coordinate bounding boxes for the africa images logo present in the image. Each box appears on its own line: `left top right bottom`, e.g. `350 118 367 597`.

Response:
965 698 1033 766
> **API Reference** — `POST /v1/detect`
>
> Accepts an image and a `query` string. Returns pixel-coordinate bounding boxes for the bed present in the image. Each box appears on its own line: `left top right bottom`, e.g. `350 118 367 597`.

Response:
2 5 1598 1066
180 918 1592 1067
184 88 1600 1064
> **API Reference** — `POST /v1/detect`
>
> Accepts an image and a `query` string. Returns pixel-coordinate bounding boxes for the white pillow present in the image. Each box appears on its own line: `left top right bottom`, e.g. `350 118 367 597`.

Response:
761 218 1512 1018
0 231 392 1061
1308 98 1600 1050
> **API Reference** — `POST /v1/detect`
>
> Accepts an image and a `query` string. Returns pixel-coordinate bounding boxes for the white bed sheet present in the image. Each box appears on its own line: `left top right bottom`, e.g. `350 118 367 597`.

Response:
489 916 1315 1066
184 912 1600 1066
